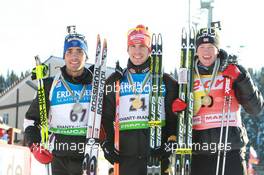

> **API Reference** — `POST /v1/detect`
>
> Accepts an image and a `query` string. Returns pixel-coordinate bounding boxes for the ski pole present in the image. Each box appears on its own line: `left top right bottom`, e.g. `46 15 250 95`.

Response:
114 80 120 175
221 77 232 175
216 77 232 175
34 56 52 175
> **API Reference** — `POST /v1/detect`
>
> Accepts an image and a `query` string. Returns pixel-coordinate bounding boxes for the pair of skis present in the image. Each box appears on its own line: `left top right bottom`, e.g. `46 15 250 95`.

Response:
82 34 107 175
174 27 195 175
147 33 163 175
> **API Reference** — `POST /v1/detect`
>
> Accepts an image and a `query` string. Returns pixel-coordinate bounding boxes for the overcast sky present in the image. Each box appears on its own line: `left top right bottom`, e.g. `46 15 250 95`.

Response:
0 0 263 76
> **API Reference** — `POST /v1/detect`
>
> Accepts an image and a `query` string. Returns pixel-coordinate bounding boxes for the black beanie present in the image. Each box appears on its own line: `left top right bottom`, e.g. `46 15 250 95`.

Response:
196 28 220 49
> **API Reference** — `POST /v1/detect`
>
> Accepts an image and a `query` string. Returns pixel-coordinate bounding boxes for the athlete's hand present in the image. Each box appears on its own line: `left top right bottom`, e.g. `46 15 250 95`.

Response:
172 98 187 113
31 143 53 164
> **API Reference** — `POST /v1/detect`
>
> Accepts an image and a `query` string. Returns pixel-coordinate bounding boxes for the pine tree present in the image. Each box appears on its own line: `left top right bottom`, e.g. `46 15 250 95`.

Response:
0 75 5 93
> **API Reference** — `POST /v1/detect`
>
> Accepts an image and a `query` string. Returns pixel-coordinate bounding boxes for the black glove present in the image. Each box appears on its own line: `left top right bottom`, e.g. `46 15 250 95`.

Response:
150 140 175 159
162 138 176 175
161 156 171 175
24 126 41 147
101 140 120 165
150 142 174 175
31 63 49 80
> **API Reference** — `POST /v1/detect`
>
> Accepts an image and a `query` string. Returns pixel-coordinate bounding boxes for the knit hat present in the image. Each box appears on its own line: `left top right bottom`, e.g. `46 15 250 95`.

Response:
63 33 88 59
196 28 220 49
127 24 151 50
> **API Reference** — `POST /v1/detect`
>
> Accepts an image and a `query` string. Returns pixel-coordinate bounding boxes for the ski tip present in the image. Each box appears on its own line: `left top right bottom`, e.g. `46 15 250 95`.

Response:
151 33 157 55
190 27 196 39
34 55 41 65
115 60 121 71
116 60 119 66
103 38 107 47
151 33 157 45
34 55 39 61
97 34 101 42
182 28 187 38
157 33 162 45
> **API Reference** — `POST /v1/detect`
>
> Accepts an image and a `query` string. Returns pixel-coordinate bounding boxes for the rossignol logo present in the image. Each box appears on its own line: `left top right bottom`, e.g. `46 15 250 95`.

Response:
91 67 100 112
97 71 106 115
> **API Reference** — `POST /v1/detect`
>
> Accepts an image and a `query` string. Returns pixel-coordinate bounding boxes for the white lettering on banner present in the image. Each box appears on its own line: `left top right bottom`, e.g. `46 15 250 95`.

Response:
56 89 90 100
57 90 70 98
204 113 236 123
193 111 242 130
0 144 31 175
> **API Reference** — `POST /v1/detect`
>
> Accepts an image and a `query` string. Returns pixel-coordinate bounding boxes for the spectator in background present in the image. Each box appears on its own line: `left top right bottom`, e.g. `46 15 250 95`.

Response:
0 116 9 143
0 116 3 124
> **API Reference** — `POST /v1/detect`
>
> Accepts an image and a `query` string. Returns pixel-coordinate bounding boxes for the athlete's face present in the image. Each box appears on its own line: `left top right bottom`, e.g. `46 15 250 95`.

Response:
64 47 86 76
197 43 219 67
128 44 150 66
